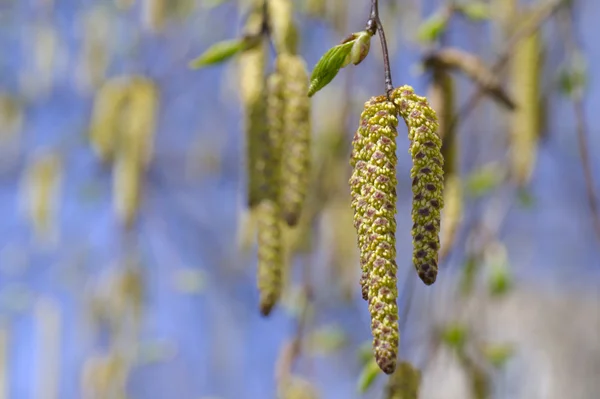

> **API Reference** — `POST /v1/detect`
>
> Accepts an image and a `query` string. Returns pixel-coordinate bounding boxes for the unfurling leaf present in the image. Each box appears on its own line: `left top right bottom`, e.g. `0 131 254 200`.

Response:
350 31 372 65
188 37 258 69
308 39 355 97
441 323 467 350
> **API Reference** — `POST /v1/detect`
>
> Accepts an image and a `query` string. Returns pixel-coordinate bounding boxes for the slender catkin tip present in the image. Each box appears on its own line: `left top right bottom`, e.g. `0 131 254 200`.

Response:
391 86 444 286
257 72 285 316
349 96 400 374
276 54 311 227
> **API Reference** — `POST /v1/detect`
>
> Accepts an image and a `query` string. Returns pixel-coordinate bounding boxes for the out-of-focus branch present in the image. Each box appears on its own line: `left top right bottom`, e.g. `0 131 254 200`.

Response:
558 6 600 242
450 0 566 132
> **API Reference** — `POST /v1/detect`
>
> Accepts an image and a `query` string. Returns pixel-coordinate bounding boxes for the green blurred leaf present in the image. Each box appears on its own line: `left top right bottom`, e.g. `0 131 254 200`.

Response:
307 324 347 355
457 2 490 21
441 323 468 350
189 38 254 69
357 358 381 393
517 187 536 209
417 14 448 43
308 39 355 97
488 262 512 297
558 52 588 99
465 164 502 198
459 256 479 297
482 343 514 368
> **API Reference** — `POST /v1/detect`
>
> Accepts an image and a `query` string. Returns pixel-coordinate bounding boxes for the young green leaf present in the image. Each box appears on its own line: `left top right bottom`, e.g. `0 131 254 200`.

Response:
308 39 355 97
457 2 490 21
188 38 256 69
417 14 448 43
357 358 381 393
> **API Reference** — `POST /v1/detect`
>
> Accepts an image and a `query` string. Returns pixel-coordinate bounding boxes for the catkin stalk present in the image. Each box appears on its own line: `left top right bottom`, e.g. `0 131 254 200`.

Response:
391 86 444 286
257 72 285 316
277 54 312 226
349 96 399 374
268 0 298 55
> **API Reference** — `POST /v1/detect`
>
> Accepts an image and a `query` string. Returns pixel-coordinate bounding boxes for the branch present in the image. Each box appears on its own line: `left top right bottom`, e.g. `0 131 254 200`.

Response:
449 0 566 131
366 0 394 96
558 7 600 242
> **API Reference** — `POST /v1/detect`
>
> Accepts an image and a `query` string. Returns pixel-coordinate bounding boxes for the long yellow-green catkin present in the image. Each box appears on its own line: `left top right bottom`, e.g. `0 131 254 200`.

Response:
277 54 311 226
240 9 268 208
349 96 388 301
391 86 444 286
268 0 298 55
88 78 130 163
509 24 542 187
257 72 285 316
429 68 462 262
384 361 421 399
349 96 399 374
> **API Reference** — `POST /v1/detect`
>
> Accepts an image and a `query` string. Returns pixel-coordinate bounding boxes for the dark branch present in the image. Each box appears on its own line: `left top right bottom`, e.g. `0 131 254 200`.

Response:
367 0 394 96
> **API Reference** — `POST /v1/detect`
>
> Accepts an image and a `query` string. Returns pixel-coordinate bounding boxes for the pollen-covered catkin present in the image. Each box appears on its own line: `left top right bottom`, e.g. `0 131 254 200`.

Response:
349 96 389 301
240 10 268 208
257 72 285 316
391 85 444 286
349 96 400 374
277 54 311 226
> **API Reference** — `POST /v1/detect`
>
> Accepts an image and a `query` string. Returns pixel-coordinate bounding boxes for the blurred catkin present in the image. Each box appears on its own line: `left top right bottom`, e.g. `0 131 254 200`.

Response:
142 0 167 33
277 54 312 226
384 361 422 399
21 150 62 240
240 9 268 208
391 86 444 286
509 24 542 187
89 78 131 163
112 77 159 229
428 68 462 262
268 0 299 55
257 72 285 316
349 96 399 374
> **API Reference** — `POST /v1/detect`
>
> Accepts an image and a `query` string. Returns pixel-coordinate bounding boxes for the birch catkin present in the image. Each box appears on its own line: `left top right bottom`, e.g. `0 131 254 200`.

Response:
240 11 268 208
509 25 542 187
278 54 311 226
349 96 399 374
257 72 285 316
391 86 444 286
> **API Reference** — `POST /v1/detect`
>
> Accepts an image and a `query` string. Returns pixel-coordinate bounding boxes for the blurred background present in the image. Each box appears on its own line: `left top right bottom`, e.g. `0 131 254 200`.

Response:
0 0 599 398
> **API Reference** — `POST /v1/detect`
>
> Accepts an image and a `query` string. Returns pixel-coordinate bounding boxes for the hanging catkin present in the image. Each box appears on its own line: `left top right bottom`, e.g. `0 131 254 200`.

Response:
349 96 399 374
278 54 312 226
391 85 444 286
428 67 462 263
257 72 285 316
89 78 130 163
509 22 542 187
112 77 159 229
268 0 298 55
240 9 268 208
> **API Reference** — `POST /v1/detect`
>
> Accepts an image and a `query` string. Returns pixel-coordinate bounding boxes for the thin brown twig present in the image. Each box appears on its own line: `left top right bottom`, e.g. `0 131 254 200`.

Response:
558 7 600 242
448 0 566 133
366 0 394 96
